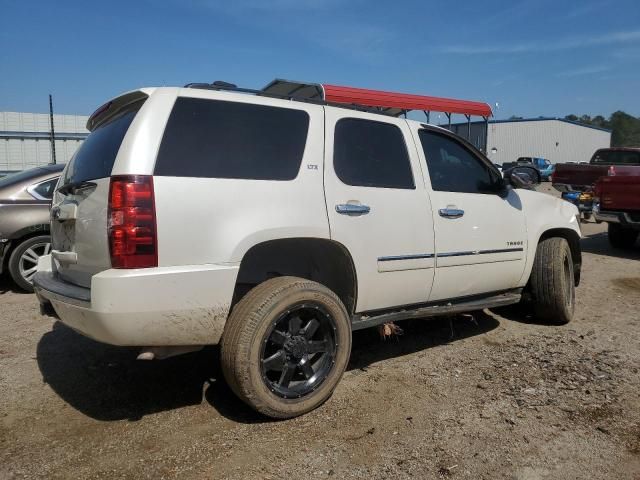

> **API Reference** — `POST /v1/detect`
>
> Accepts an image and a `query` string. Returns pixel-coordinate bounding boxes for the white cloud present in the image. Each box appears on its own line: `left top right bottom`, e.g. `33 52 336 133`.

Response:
555 65 611 77
439 30 640 55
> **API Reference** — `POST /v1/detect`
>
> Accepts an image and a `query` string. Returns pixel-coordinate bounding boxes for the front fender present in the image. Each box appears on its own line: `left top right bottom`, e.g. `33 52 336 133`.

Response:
518 189 581 287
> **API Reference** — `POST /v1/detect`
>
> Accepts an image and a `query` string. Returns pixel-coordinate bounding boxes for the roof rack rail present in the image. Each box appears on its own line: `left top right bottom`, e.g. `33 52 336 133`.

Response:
183 79 492 123
183 80 396 116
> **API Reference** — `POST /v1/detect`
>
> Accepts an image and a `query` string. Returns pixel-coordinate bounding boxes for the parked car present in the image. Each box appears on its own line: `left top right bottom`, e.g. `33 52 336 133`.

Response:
503 157 551 172
594 173 640 248
34 82 582 419
552 148 640 192
540 163 555 181
0 164 64 291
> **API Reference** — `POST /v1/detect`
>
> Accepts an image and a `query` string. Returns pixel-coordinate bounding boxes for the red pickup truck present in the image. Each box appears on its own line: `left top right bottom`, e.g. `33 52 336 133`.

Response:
552 148 640 192
594 173 640 248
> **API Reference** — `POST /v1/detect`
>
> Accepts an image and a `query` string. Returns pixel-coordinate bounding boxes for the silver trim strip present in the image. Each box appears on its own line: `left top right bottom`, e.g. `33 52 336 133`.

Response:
377 247 524 262
439 247 524 257
378 253 435 262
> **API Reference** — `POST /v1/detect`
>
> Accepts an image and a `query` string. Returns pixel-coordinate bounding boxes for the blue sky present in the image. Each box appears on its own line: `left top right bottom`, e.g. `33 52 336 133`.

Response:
1 0 639 120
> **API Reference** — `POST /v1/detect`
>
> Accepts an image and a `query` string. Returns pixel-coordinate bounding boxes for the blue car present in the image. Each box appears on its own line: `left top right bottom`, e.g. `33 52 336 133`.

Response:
540 163 555 181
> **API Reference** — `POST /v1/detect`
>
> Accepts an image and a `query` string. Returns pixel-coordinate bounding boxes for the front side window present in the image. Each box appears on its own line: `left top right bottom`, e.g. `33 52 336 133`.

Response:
155 98 310 180
333 118 414 189
419 130 498 194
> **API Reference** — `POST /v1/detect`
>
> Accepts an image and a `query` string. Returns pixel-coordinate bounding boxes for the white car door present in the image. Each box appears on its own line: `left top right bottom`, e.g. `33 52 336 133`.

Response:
324 109 436 313
412 127 528 301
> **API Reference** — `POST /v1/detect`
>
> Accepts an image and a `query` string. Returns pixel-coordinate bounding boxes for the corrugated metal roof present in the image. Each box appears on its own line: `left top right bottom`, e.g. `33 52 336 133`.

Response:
449 116 612 133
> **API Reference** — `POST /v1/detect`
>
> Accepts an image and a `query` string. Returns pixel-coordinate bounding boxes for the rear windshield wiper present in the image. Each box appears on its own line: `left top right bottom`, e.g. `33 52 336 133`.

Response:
56 180 97 196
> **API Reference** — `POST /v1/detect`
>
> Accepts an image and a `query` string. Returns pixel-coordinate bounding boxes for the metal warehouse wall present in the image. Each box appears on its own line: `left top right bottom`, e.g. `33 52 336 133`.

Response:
0 112 89 172
486 120 611 165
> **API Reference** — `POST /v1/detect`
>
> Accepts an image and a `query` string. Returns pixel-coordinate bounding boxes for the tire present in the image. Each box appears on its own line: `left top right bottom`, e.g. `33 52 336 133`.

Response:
220 276 352 419
8 235 51 292
607 223 638 249
529 237 575 325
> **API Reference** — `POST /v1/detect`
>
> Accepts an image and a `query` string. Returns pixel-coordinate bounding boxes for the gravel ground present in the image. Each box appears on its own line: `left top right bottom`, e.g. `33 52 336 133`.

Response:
1 186 639 480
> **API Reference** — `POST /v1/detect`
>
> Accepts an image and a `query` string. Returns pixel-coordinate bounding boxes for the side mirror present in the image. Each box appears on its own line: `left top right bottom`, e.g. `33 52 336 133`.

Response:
503 165 541 189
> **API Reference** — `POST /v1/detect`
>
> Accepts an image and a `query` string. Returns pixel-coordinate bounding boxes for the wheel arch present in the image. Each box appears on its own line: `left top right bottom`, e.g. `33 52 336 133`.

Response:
2 226 51 272
231 237 358 314
537 228 582 286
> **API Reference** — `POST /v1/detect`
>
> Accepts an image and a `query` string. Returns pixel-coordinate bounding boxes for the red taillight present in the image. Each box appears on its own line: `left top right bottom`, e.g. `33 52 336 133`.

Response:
108 175 157 268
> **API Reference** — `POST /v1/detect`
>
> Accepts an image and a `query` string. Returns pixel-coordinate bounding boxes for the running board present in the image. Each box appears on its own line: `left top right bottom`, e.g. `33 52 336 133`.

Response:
351 291 522 331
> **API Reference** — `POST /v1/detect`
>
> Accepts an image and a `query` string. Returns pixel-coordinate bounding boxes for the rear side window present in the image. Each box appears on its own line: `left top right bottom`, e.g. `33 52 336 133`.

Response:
62 101 143 184
155 98 310 180
31 178 58 200
333 118 414 189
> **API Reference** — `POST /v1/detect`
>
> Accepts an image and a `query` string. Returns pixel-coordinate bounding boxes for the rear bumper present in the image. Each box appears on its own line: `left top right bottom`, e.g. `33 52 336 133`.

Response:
34 256 239 346
593 206 640 230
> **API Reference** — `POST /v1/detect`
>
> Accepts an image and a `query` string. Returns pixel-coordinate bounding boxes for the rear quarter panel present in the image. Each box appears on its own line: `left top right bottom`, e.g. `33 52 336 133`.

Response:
0 203 51 240
150 90 330 266
552 164 608 188
598 175 640 211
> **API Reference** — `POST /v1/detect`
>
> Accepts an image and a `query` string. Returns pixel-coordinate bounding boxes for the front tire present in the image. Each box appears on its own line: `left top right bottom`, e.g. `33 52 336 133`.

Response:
608 223 638 249
8 235 51 292
529 237 575 325
220 276 352 419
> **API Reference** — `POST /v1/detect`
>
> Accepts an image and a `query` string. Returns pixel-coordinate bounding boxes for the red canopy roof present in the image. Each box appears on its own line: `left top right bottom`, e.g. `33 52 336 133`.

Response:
262 79 492 118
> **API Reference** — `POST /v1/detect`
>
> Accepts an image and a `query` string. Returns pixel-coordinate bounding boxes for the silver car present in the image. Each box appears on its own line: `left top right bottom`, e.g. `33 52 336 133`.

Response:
0 164 64 291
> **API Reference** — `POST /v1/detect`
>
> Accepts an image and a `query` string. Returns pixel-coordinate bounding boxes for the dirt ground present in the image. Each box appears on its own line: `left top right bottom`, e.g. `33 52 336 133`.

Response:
1 186 640 480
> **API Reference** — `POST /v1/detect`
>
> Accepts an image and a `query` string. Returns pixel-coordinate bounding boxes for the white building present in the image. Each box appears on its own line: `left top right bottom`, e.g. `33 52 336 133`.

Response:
449 117 612 165
0 111 89 173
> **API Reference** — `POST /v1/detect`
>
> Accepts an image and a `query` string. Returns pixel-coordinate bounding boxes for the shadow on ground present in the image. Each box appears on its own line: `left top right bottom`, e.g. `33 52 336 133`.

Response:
37 311 501 424
0 273 27 295
580 231 640 260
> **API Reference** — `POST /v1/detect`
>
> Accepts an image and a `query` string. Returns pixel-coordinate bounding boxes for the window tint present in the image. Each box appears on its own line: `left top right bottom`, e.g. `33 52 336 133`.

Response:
61 101 143 186
419 130 498 194
155 98 310 180
333 118 414 189
31 178 58 200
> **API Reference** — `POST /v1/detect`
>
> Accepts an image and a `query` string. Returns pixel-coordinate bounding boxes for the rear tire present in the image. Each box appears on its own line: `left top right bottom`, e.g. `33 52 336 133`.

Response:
529 237 575 325
8 235 51 292
608 223 638 249
220 276 352 419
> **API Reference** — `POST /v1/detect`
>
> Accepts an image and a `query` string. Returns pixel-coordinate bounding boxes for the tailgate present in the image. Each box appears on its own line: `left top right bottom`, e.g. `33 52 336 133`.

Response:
552 164 609 190
51 93 147 288
598 176 640 211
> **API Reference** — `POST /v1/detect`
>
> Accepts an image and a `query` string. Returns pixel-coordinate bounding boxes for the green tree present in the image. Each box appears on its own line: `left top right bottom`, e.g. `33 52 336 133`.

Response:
564 111 640 147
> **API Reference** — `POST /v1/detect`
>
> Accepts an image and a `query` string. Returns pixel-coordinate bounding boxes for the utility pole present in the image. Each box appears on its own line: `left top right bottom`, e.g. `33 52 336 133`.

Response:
49 94 57 164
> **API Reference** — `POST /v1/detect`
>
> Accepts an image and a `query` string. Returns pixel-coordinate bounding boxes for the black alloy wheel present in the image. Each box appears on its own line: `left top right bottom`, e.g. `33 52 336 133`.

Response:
260 304 337 399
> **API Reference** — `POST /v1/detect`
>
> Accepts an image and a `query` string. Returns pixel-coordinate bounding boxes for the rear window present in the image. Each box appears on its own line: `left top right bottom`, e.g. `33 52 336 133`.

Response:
60 101 144 185
591 150 640 165
154 97 309 180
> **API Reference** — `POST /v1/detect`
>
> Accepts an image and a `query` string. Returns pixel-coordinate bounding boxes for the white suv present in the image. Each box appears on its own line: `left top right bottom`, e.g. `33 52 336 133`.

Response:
34 81 582 418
